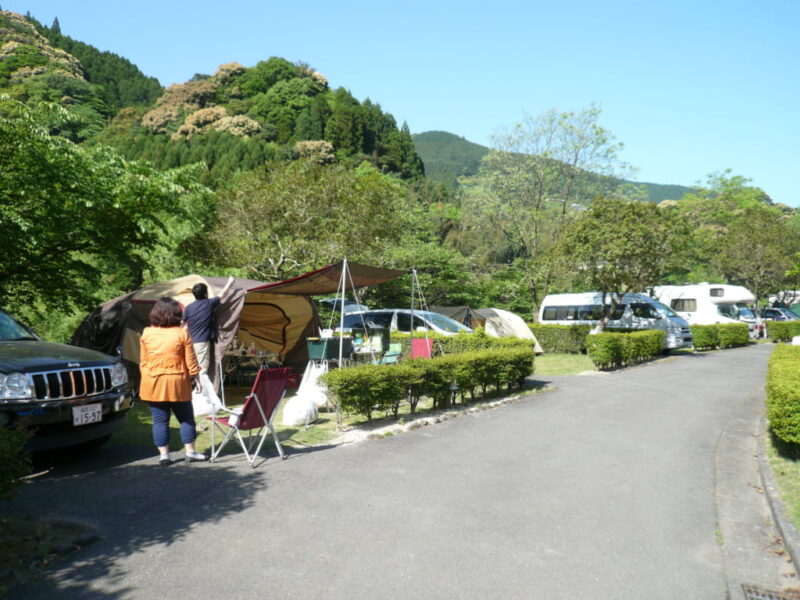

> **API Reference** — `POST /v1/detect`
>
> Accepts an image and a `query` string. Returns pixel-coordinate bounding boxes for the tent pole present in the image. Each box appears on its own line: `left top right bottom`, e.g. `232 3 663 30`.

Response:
335 259 349 430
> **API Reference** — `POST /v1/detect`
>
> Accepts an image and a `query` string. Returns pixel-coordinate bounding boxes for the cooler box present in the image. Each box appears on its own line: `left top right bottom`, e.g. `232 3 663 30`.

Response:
307 338 352 360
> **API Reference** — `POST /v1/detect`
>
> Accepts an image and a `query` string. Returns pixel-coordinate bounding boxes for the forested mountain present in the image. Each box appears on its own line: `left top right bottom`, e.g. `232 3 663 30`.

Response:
413 130 693 202
0 10 424 187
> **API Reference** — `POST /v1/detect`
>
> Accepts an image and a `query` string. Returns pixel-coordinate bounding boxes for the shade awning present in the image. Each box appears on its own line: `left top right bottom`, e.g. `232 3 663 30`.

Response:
248 261 407 296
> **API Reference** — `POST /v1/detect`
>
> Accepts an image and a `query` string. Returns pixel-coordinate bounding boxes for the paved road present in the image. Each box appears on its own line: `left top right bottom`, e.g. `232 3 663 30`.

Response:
4 344 794 599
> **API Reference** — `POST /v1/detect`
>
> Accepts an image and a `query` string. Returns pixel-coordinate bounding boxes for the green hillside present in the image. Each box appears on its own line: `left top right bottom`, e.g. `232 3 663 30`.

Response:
0 10 424 187
413 130 692 202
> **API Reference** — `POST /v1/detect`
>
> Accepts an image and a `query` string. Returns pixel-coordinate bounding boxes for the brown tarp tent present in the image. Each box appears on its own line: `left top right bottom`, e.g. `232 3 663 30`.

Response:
70 262 406 389
430 306 481 329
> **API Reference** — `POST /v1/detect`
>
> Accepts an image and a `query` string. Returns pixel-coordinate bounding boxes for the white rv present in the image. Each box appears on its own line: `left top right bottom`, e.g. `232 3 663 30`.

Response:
651 284 756 330
538 292 693 350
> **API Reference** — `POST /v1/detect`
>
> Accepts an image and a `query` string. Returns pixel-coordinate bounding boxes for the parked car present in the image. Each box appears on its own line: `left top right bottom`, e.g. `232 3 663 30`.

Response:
761 307 800 321
318 298 368 314
341 309 473 336
0 308 133 452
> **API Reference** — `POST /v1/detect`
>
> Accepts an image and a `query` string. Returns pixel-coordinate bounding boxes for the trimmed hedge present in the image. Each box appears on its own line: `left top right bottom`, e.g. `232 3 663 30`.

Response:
767 345 800 444
690 323 749 350
321 347 534 422
585 330 664 370
767 321 800 343
528 324 591 354
391 329 536 356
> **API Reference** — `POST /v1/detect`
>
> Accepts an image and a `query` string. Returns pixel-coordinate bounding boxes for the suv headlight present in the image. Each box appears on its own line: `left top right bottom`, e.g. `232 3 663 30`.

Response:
111 362 129 387
0 373 32 400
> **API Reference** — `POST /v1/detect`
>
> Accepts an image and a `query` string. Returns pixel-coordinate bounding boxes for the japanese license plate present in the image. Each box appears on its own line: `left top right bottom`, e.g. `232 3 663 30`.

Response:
73 403 102 426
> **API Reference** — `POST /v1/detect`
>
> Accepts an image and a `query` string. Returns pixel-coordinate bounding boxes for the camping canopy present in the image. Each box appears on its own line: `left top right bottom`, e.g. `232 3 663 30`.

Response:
70 262 406 387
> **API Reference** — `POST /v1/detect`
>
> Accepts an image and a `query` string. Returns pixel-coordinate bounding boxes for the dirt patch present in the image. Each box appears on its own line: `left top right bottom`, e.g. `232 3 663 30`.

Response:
0 516 98 596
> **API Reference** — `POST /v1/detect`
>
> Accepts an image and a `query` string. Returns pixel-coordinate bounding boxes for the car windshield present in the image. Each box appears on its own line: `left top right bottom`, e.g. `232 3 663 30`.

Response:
736 303 755 319
717 304 739 318
418 311 472 333
0 310 36 341
650 300 678 318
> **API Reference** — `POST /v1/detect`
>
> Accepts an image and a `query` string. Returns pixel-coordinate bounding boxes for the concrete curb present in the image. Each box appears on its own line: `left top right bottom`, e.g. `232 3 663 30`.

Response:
757 415 800 574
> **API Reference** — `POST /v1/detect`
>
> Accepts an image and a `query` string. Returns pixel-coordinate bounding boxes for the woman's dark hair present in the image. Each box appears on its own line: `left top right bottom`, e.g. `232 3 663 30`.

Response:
149 297 183 327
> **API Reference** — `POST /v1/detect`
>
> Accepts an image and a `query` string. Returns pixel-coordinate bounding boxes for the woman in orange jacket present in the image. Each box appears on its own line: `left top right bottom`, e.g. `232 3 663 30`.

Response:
139 297 207 465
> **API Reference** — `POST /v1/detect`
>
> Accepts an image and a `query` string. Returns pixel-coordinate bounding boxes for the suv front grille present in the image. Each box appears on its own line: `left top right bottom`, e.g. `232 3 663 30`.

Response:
30 367 113 400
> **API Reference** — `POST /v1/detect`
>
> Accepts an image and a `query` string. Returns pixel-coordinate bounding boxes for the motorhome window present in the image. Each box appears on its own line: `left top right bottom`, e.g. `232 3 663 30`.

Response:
631 303 661 319
710 288 724 297
671 299 697 312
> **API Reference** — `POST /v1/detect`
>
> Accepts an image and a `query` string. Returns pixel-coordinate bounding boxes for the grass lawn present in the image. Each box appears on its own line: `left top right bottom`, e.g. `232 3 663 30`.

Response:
534 352 595 375
766 431 800 529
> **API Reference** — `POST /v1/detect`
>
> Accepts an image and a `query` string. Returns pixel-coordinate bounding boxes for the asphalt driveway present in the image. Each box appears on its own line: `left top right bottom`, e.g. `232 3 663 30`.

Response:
3 344 792 599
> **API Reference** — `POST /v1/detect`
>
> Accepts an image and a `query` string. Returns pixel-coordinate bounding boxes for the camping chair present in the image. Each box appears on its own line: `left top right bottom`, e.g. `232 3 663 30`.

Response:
375 343 402 365
209 367 291 467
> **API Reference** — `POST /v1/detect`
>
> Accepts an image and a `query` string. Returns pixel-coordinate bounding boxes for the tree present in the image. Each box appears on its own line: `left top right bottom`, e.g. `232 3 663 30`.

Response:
0 99 210 316
459 105 630 318
206 160 405 281
50 16 60 34
666 171 781 284
557 197 681 330
714 205 800 311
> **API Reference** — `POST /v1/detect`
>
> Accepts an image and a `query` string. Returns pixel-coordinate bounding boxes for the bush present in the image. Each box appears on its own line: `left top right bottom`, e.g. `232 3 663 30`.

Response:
528 324 591 354
767 345 800 444
390 329 536 357
0 426 31 499
691 323 749 350
321 346 534 421
585 330 664 370
768 321 800 343
718 323 749 348
691 325 720 351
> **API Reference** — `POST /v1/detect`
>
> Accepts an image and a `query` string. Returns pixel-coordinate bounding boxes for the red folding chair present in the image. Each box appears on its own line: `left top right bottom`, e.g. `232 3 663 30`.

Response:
209 367 291 467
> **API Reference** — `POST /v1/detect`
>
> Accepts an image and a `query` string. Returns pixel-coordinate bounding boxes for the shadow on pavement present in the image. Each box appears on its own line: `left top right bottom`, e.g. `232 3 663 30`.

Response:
2 437 336 599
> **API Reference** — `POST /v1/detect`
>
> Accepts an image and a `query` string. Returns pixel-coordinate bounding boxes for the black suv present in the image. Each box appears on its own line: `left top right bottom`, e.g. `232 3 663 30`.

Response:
0 308 133 451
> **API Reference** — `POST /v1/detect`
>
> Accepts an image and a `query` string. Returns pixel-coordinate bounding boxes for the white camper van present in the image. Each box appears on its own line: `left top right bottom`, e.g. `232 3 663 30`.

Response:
538 292 694 350
651 284 756 331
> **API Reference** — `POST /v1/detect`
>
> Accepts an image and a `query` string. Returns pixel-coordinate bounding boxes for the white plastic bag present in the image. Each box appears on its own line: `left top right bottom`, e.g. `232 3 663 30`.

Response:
191 373 222 416
281 394 318 427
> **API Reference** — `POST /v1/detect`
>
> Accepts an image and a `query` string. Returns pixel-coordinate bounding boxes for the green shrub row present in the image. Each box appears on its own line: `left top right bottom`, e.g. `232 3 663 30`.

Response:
585 330 665 370
528 324 592 354
321 347 534 422
690 323 749 351
767 345 800 444
767 321 800 343
391 329 536 356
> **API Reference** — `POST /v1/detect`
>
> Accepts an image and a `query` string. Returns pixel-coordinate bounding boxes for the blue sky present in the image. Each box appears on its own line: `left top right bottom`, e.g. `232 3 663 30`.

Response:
5 0 799 205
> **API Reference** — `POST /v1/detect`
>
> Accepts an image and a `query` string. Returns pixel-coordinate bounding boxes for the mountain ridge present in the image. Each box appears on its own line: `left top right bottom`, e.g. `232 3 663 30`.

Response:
412 130 693 202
